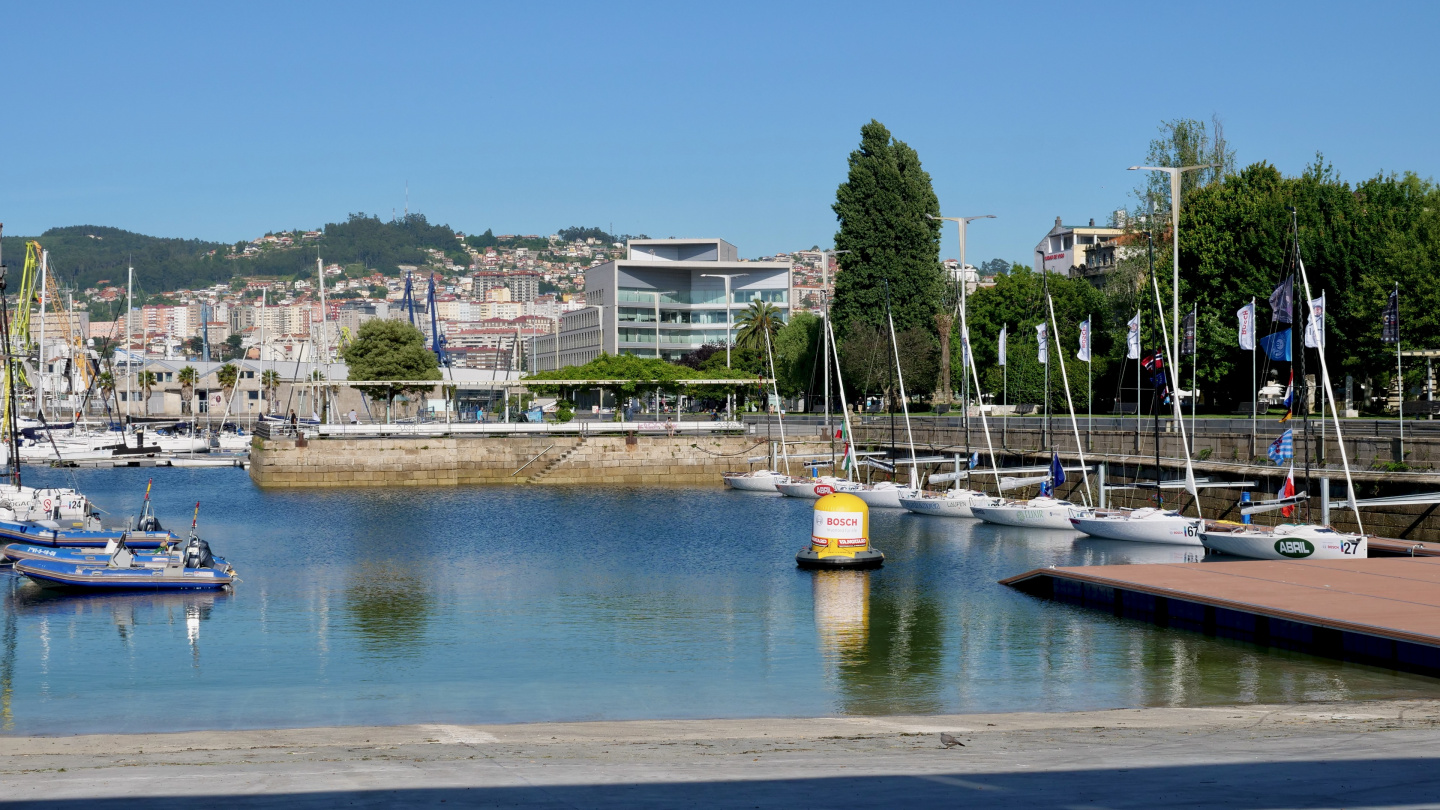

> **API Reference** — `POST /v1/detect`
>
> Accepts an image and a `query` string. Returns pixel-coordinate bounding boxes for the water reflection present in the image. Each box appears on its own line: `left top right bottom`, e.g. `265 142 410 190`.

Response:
1071 537 1204 566
343 563 433 659
0 468 1437 735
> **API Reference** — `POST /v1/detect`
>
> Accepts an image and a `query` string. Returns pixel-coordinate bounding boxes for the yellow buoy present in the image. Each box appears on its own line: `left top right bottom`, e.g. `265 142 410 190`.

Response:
796 492 884 569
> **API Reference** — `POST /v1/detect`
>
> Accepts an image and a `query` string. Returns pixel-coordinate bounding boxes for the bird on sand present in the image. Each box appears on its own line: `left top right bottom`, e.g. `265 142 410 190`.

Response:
940 732 964 748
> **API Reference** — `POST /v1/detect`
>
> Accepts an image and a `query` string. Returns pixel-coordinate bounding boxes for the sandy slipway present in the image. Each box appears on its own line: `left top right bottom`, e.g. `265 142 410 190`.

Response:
1 703 1439 808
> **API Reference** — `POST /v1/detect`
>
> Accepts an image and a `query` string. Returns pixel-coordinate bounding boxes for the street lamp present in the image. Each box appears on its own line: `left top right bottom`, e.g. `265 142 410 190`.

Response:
1128 164 1215 367
926 213 993 445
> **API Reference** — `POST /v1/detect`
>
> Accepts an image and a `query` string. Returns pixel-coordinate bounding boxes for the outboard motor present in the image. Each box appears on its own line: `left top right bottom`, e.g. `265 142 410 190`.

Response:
136 514 163 532
183 537 213 569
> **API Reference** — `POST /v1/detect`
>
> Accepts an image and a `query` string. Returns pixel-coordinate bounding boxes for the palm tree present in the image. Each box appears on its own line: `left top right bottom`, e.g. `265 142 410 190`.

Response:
733 300 782 352
216 363 239 409
261 370 280 414
96 371 116 411
137 371 157 416
177 366 198 415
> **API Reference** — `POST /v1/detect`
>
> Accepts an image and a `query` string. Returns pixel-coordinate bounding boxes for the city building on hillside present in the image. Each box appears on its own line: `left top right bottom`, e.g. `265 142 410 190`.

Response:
1034 216 1126 278
528 238 791 370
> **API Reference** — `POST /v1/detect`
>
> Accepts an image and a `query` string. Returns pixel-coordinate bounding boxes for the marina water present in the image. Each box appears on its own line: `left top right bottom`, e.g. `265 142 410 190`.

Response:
4 467 1439 735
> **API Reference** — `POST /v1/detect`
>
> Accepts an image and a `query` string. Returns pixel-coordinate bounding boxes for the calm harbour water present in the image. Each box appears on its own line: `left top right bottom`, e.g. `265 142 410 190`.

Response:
2 466 1438 735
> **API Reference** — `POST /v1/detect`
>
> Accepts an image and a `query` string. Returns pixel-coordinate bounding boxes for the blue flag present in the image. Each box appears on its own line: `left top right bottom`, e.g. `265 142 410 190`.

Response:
1259 330 1292 362
1049 451 1066 488
969 452 980 469
1267 429 1294 466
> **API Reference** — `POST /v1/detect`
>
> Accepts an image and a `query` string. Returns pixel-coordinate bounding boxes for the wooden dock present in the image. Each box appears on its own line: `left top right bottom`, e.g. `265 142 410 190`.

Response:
1001 558 1440 676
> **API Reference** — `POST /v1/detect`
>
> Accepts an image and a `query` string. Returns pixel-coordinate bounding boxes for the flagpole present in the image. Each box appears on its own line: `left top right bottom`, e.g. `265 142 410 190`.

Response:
1397 282 1404 463
1318 290 1325 466
1251 296 1256 460
1086 314 1092 452
1190 303 1197 456
1136 311 1141 454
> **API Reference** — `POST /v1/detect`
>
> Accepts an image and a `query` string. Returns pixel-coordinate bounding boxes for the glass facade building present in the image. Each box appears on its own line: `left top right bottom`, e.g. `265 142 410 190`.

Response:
530 239 792 370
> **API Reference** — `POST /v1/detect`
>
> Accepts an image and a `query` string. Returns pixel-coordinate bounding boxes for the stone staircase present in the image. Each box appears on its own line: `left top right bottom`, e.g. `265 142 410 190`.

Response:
526 437 587 484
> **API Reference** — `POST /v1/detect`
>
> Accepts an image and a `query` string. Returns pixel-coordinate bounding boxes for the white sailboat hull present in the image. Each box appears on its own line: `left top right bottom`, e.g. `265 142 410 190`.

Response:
899 493 998 518
852 485 917 509
723 471 782 492
1070 512 1202 546
971 501 1080 530
776 479 851 500
1200 524 1367 560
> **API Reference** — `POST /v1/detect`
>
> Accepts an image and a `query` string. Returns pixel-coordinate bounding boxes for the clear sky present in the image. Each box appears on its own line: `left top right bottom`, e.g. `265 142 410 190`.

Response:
3 1 1436 265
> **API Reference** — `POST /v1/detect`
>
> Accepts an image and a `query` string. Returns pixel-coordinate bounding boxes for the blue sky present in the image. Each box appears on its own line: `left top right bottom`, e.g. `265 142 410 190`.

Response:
3 1 1435 264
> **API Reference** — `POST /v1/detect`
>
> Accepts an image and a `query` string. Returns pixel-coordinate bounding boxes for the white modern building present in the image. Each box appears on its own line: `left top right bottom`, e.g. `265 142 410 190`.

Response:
529 239 791 371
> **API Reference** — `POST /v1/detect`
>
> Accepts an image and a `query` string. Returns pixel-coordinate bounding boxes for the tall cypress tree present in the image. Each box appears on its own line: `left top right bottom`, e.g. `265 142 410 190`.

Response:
831 120 945 338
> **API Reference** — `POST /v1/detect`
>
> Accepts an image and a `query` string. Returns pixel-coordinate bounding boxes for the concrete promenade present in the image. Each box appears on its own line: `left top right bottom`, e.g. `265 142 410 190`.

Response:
4 701 1440 807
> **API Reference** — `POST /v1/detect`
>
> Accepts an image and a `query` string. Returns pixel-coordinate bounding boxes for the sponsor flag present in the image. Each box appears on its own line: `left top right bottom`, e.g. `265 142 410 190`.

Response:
1279 371 1295 422
839 421 852 473
962 334 971 366
1237 301 1256 350
997 325 1008 366
1077 317 1091 362
1181 309 1197 356
1259 329 1292 362
1382 289 1400 344
969 451 980 469
1279 466 1297 518
1267 428 1294 466
1049 450 1066 488
1270 276 1293 323
1036 322 1048 364
1126 312 1141 359
1304 293 1325 348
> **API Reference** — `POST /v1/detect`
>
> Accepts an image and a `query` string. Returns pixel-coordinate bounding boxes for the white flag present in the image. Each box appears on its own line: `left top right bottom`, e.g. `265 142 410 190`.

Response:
997 325 1007 367
1126 312 1141 359
1077 318 1091 363
1036 322 1049 364
1237 301 1255 351
961 334 971 366
1304 292 1325 348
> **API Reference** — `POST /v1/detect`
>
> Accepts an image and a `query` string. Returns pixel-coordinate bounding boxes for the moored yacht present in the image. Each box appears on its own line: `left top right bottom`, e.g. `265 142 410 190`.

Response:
899 488 1000 518
1069 507 1202 546
971 496 1083 530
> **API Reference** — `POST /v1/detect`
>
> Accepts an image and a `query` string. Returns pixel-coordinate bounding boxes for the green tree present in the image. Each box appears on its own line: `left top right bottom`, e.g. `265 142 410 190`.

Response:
95 371 116 410
836 320 936 409
830 120 945 337
772 310 822 399
215 363 239 413
177 366 198 415
341 319 440 416
966 266 1106 411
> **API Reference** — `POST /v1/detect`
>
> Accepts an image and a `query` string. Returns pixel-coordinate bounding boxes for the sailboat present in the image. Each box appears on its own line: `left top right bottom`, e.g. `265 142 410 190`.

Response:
1071 242 1205 546
971 263 1095 531
1199 210 1367 560
776 311 865 500
847 280 922 509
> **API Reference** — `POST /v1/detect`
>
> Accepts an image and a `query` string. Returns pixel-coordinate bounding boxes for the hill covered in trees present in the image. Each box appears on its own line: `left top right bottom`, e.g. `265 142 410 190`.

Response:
0 213 472 297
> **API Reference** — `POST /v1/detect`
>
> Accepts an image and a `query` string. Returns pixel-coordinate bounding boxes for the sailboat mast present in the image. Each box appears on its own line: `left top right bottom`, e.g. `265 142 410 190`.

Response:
0 225 17 486
126 263 133 420
1290 208 1311 523
882 278 918 487
825 316 858 480
1039 251 1050 449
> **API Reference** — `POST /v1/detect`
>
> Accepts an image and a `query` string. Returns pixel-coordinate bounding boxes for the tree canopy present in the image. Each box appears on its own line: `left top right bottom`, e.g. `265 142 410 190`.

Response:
342 319 441 402
830 120 945 337
524 353 759 400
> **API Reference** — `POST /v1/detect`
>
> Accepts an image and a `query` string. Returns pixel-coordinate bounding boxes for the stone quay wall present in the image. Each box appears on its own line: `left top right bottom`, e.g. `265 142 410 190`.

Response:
249 435 834 489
